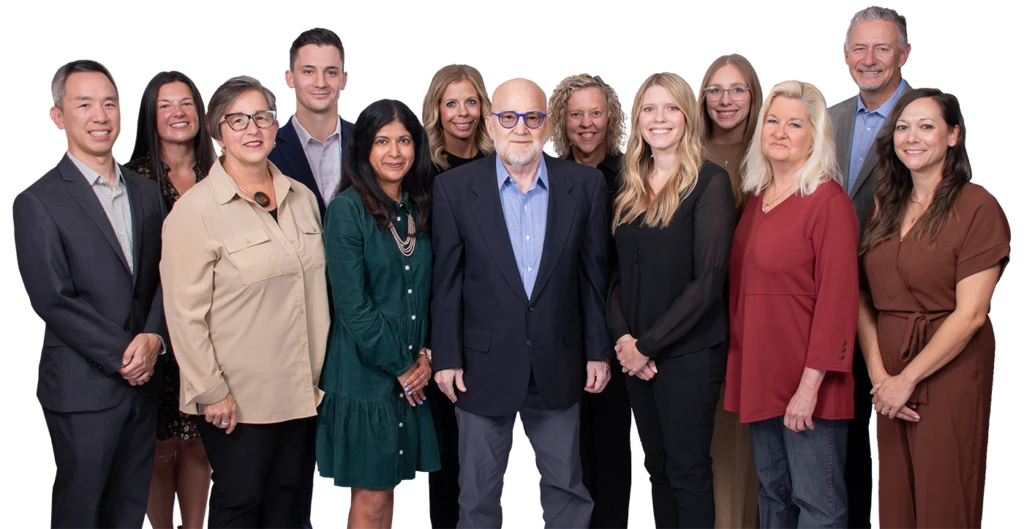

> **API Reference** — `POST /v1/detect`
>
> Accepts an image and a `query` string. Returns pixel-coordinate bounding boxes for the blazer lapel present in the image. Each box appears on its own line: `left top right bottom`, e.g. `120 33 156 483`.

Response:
850 145 878 199
470 162 530 304
277 122 325 210
530 157 575 302
59 156 132 274
126 174 145 285
834 99 855 192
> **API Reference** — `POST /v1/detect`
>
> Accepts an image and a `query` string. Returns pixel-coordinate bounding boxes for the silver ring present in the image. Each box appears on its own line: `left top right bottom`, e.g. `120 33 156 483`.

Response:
220 421 229 426
880 409 888 415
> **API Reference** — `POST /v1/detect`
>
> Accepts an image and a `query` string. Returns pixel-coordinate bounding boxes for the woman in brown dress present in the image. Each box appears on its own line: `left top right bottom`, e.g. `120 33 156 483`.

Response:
697 54 763 529
859 88 1010 528
126 71 215 529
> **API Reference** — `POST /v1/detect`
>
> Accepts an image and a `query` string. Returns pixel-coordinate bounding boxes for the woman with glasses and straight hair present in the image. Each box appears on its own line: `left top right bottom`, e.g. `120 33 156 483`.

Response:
696 55 763 529
125 70 215 529
161 75 329 528
607 72 735 528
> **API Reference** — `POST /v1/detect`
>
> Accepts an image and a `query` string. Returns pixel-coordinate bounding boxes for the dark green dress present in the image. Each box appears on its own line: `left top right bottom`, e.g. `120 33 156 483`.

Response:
316 187 440 490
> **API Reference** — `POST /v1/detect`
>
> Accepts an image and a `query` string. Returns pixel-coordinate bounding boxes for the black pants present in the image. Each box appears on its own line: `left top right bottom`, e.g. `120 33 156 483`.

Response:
846 346 873 529
43 389 157 528
427 383 460 528
626 345 725 529
199 416 317 528
580 366 632 528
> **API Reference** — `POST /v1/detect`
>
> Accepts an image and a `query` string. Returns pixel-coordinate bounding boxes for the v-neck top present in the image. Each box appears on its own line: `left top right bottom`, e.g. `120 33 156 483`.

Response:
725 179 860 423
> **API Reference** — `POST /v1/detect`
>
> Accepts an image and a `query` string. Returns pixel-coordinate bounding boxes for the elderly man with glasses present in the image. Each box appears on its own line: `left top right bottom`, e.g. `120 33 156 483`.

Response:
430 78 613 528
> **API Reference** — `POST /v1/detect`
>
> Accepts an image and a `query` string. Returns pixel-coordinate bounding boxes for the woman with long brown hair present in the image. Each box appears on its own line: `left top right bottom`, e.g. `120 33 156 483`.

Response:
859 88 1009 528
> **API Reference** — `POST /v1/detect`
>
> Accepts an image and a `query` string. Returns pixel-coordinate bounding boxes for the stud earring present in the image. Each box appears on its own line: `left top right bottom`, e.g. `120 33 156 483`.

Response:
220 146 226 155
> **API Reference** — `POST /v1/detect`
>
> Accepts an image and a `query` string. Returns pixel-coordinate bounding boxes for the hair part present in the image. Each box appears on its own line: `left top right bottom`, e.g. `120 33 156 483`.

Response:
861 89 969 254
130 71 216 181
698 54 763 212
846 6 909 49
290 28 345 70
741 80 838 198
205 76 277 142
340 99 433 234
547 73 627 159
612 73 704 235
51 60 118 110
421 64 494 170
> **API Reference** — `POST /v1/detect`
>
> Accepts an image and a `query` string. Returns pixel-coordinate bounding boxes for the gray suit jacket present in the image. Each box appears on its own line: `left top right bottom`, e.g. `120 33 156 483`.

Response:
828 83 910 234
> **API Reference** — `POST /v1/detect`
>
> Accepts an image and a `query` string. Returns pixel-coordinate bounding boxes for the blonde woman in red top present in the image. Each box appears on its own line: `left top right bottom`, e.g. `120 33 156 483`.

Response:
725 81 859 528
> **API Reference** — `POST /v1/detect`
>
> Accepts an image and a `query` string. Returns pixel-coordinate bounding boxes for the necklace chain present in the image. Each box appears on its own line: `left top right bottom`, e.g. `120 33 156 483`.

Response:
389 213 417 257
761 185 794 213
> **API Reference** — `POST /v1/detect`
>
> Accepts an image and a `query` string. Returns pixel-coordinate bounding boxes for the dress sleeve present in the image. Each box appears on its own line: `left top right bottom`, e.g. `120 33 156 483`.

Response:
805 192 860 372
634 168 736 358
956 190 1011 283
323 197 415 378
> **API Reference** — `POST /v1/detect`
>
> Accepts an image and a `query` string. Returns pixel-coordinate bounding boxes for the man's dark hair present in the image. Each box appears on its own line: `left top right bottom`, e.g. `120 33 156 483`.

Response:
289 28 345 70
51 60 118 110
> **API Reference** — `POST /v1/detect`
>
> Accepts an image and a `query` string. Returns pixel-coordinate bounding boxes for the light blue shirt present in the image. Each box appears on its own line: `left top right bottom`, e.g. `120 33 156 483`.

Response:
496 156 549 299
848 78 908 194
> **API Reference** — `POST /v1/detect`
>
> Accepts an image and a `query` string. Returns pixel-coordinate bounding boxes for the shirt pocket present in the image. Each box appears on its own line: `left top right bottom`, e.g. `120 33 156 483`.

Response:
223 230 283 285
297 220 326 268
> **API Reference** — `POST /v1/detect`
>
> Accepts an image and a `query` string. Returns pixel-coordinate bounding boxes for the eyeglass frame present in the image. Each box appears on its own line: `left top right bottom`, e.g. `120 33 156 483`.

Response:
218 110 278 131
491 110 548 129
703 86 751 101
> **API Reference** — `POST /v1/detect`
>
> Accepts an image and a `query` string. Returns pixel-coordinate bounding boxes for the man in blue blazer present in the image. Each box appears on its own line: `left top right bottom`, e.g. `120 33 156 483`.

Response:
431 78 612 528
269 29 354 528
13 60 167 528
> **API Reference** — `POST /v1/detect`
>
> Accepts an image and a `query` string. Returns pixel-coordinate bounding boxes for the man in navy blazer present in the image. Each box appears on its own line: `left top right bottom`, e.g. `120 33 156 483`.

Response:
431 78 612 528
13 60 166 528
268 28 352 527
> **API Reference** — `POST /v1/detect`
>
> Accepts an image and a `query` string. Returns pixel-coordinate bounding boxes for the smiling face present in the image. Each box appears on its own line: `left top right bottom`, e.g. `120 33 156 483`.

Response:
637 84 686 155
286 44 347 115
761 96 813 168
488 79 549 167
439 79 481 145
155 81 199 147
893 97 959 176
216 90 278 167
565 86 609 159
844 20 909 96
705 64 752 135
370 119 414 189
51 71 121 159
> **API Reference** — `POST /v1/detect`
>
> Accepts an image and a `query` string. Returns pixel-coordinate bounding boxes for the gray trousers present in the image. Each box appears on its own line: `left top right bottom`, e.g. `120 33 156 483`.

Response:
456 380 593 528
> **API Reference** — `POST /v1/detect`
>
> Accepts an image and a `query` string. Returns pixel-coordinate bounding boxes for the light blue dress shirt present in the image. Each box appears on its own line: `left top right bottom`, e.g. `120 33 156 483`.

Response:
496 156 549 299
848 78 908 194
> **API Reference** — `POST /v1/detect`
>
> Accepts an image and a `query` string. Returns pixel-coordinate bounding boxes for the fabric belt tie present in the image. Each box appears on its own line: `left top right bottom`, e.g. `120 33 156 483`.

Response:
892 310 951 405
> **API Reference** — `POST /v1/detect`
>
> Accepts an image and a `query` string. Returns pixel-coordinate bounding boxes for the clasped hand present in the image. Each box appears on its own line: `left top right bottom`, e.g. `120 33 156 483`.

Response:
119 333 161 386
615 334 657 381
397 352 431 408
871 373 920 422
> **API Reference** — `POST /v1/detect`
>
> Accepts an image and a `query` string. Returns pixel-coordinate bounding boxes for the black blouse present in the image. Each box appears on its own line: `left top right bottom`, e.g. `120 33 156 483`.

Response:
607 161 735 358
428 150 486 181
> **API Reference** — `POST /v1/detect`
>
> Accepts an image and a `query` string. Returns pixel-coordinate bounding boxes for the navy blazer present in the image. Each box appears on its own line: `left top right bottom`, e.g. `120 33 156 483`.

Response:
13 155 167 413
269 114 354 217
431 154 613 416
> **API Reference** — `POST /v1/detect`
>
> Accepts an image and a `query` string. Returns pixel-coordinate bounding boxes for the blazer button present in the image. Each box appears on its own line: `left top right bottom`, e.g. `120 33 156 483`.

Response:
528 307 535 312
133 292 139 300
526 340 531 346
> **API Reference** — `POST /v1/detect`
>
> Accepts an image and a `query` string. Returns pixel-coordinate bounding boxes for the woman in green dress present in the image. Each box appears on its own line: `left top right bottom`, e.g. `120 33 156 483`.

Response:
317 99 440 528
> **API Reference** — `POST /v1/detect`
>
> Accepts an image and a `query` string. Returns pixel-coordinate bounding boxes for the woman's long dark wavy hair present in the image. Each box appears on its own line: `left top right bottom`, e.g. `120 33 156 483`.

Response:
340 99 432 234
860 88 970 254
130 71 216 178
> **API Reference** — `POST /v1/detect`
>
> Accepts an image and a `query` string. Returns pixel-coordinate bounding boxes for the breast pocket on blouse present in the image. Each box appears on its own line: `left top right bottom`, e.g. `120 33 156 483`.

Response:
223 230 283 285
297 220 326 268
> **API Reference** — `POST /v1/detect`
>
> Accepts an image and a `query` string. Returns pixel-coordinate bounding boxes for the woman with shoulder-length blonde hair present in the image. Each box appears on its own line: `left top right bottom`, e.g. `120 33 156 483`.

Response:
697 55 763 529
725 80 860 528
421 64 493 178
607 72 736 528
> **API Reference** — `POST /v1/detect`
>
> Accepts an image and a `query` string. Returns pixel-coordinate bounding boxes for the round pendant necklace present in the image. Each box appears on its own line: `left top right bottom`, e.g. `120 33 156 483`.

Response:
254 191 271 207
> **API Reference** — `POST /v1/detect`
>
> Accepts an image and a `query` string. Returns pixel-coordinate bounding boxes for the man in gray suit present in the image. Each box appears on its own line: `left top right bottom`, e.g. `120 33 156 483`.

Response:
828 7 911 528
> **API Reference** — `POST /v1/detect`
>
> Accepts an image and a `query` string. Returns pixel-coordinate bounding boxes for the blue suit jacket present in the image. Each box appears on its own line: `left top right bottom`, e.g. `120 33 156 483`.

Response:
269 115 354 217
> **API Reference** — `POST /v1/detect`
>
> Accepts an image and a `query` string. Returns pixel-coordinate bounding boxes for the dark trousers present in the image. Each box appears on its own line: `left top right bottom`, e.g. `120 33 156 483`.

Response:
845 348 873 529
580 366 632 528
199 416 317 528
626 345 725 528
750 416 849 529
43 389 157 529
427 382 461 528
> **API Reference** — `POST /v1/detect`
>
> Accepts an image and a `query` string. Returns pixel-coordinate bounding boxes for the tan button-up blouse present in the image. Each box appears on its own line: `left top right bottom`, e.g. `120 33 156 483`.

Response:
160 159 329 424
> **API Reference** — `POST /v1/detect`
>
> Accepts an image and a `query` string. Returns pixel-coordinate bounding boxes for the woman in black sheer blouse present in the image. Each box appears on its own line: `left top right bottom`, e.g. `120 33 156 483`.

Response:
607 73 735 528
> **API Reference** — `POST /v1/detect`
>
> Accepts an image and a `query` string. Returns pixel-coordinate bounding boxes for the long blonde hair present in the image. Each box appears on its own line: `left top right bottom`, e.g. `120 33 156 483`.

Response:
421 64 494 170
742 80 838 197
612 73 704 234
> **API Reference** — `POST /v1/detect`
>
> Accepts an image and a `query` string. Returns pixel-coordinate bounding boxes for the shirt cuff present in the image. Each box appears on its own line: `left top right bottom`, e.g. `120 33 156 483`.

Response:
154 334 168 355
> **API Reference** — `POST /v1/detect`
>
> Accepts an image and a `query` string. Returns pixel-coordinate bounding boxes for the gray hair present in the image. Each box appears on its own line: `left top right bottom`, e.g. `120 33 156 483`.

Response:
205 76 277 141
845 6 908 50
51 60 118 110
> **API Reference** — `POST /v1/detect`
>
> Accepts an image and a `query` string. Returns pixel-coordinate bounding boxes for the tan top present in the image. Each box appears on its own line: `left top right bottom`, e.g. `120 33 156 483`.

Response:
160 159 329 424
703 141 747 214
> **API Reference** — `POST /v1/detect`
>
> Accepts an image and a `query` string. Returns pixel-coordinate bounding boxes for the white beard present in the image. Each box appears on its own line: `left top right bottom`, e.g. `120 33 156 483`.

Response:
497 141 543 167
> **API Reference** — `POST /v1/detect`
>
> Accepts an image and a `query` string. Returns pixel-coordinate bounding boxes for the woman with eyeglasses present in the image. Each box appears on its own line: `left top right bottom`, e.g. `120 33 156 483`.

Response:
125 70 216 529
607 72 735 528
696 55 763 529
160 75 329 528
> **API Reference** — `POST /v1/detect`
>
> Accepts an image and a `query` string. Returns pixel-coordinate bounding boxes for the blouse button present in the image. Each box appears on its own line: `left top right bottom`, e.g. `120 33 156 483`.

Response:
299 308 305 315
399 422 403 428
405 265 410 271
411 315 416 320
397 216 402 221
408 345 414 350
399 450 404 455
841 347 846 353
840 354 846 360
842 340 848 346
408 289 413 294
